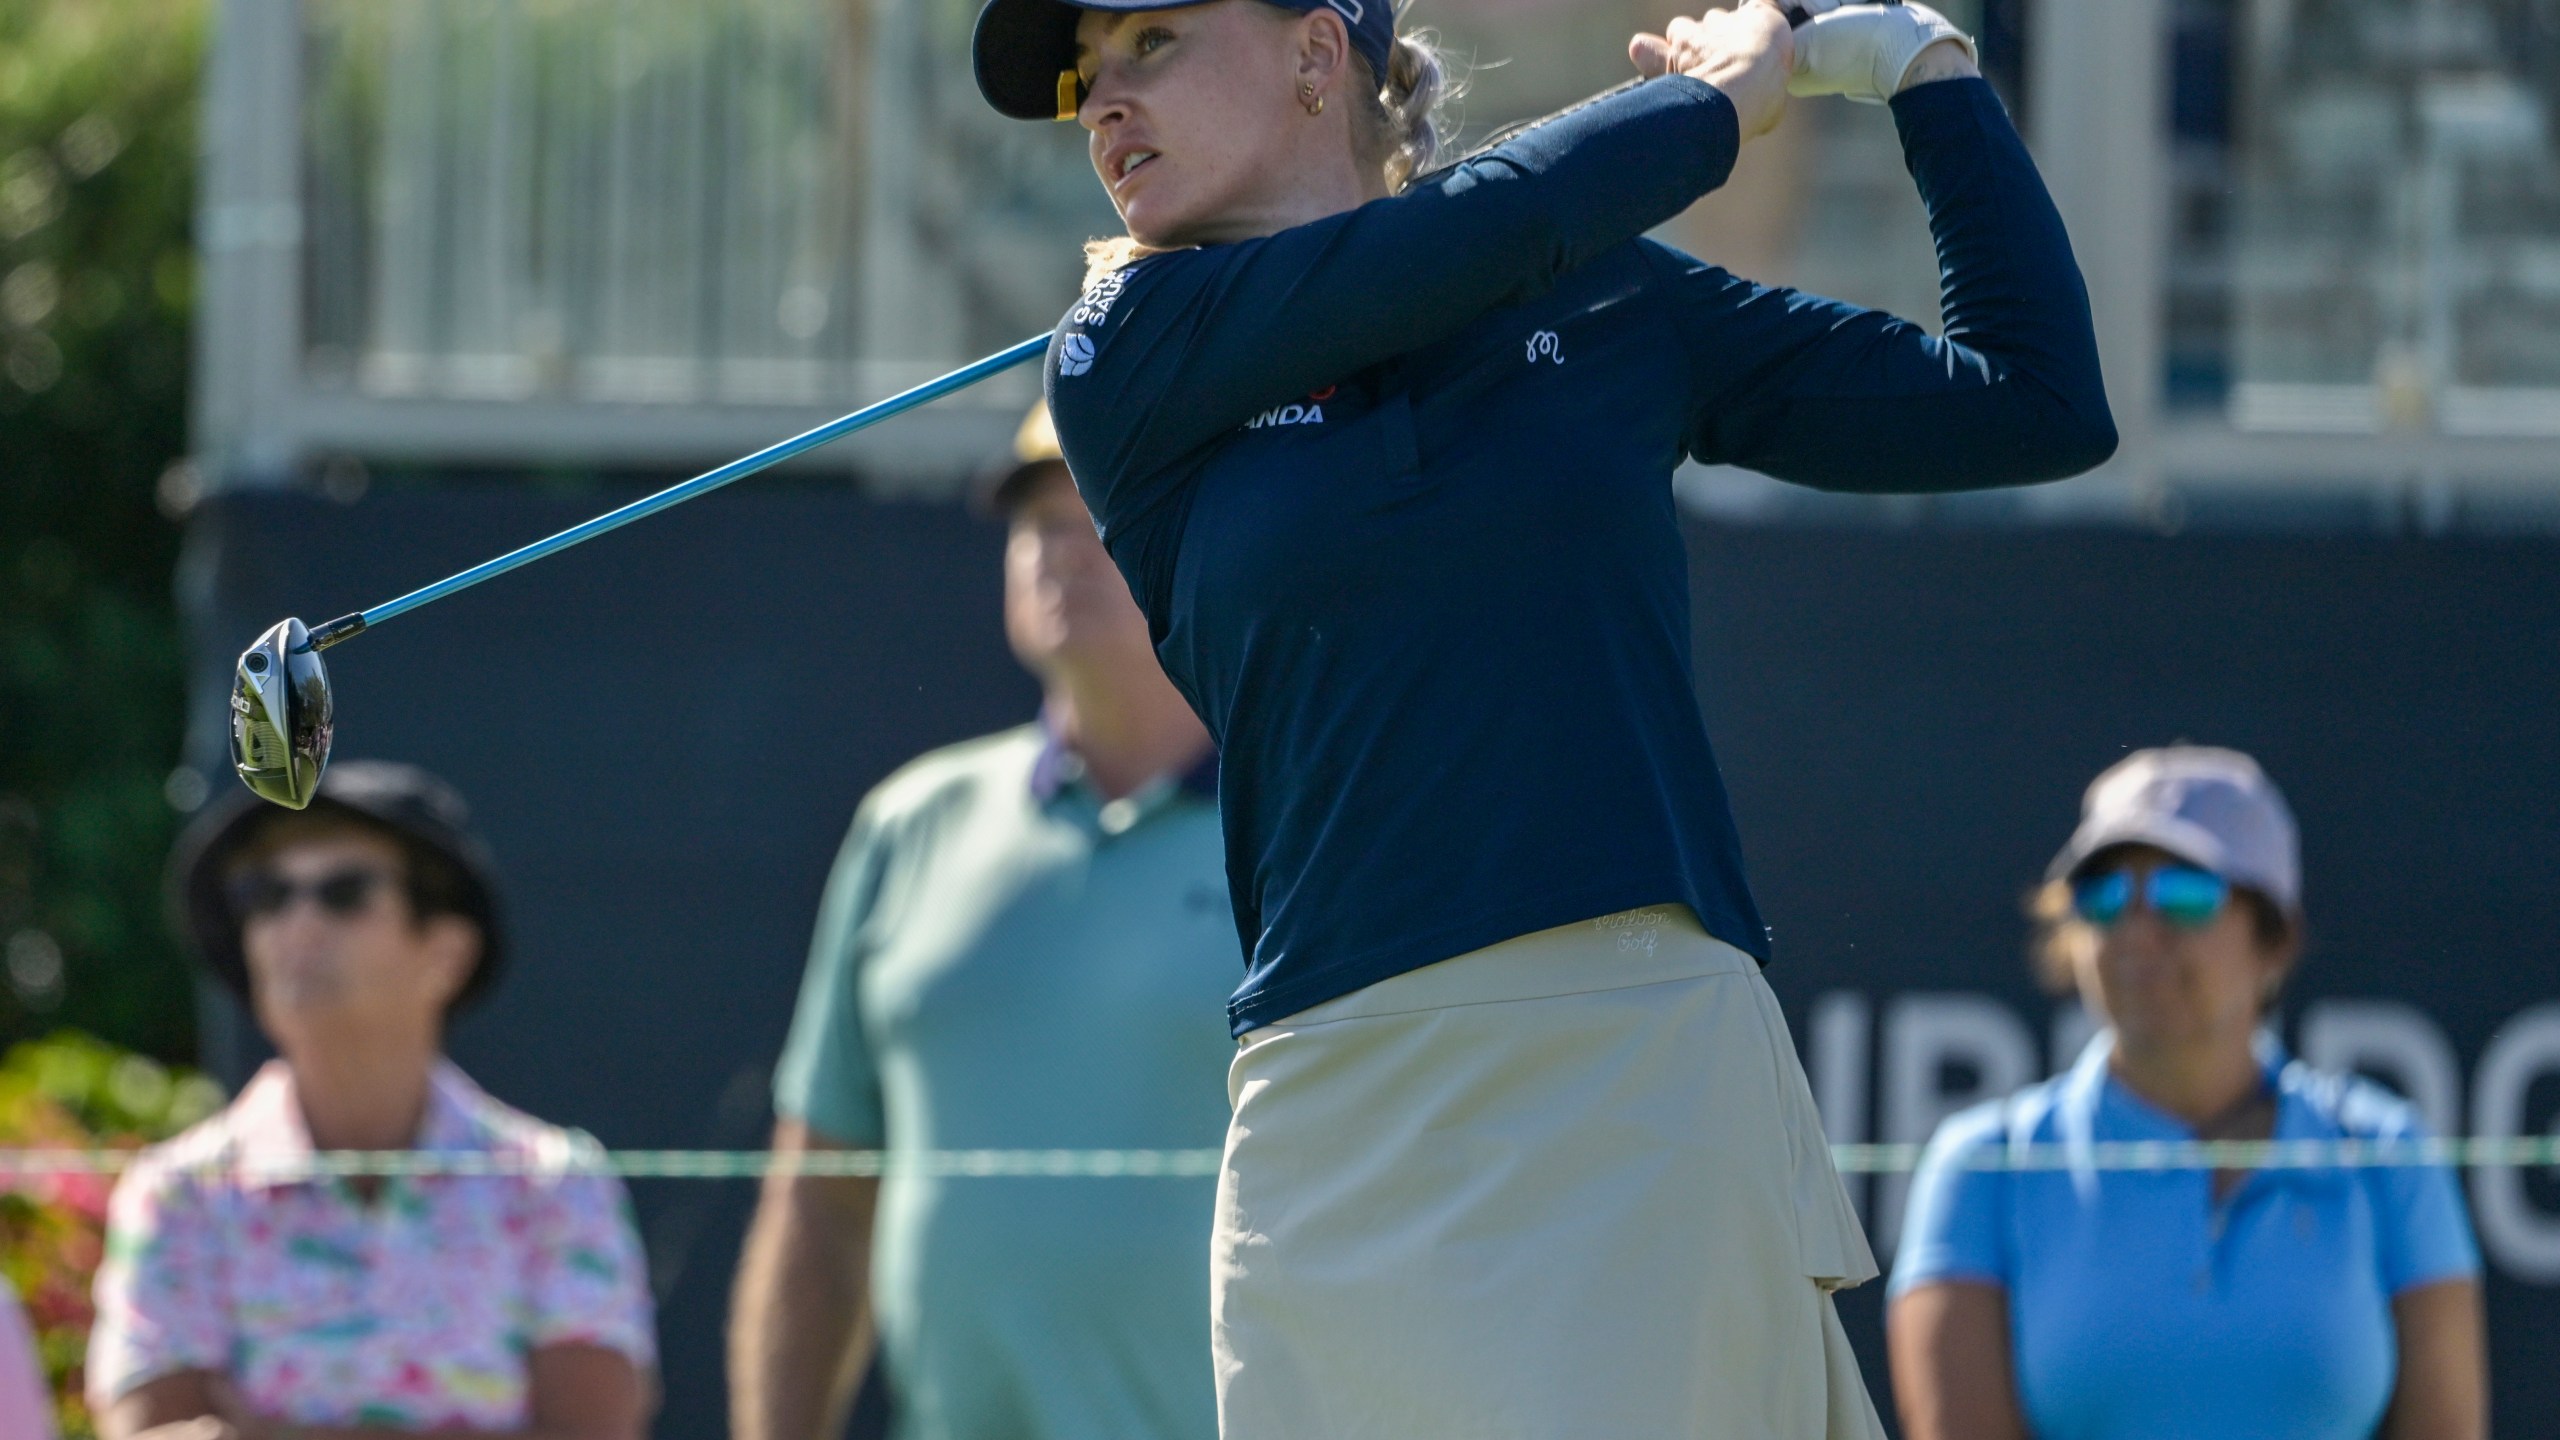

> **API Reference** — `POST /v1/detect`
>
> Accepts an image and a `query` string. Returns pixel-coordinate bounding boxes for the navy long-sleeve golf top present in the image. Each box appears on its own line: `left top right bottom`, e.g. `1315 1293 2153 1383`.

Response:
1045 75 2115 1035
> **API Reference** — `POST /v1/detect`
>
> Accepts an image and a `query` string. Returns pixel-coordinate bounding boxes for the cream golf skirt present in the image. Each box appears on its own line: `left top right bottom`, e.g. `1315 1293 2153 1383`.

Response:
1211 905 1885 1439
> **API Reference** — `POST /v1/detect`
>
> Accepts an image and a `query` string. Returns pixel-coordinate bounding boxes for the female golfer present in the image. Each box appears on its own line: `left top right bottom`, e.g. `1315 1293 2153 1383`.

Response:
969 0 2114 1433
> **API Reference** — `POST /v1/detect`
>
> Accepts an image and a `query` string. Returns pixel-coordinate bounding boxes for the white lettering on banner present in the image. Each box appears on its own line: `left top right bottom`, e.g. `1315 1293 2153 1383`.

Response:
2050 999 2099 1072
2301 999 2462 1139
1245 403 1325 429
1799 988 2560 1283
1875 994 2037 1255
1809 993 1873 1220
2471 1003 2560 1283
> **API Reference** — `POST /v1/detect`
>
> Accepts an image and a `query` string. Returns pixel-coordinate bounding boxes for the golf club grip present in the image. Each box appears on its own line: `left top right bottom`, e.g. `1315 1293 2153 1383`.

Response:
1429 1 1881 175
1784 0 1902 25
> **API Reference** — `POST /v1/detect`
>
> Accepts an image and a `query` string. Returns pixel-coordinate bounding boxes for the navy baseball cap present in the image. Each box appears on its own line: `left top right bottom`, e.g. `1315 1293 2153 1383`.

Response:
974 0 1395 121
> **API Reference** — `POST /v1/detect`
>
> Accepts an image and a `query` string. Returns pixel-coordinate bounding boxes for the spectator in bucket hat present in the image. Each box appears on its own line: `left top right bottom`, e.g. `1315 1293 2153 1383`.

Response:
89 762 657 1440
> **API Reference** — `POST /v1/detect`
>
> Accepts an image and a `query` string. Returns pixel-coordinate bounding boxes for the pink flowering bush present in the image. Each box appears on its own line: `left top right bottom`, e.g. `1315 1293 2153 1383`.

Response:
0 1032 222 1440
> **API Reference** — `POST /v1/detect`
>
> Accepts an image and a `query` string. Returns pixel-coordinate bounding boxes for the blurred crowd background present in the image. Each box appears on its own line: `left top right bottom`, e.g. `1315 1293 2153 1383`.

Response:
5 0 2560 1434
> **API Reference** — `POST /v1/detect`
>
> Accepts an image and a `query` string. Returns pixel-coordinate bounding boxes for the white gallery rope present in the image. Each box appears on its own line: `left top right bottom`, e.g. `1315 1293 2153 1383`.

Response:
2 1136 2555 1181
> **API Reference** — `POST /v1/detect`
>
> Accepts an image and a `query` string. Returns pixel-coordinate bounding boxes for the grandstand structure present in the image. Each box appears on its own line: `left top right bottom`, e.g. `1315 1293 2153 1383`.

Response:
194 0 2560 523
193 0 1097 493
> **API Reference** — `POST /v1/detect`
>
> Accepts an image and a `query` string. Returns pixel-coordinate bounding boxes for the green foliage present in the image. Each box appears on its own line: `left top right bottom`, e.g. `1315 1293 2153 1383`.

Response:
0 1030 224 1440
0 0 204 1058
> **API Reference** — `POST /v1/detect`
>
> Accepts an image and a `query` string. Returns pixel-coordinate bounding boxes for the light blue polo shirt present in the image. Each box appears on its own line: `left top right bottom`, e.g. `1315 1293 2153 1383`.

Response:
1891 1032 2479 1440
775 723 1237 1440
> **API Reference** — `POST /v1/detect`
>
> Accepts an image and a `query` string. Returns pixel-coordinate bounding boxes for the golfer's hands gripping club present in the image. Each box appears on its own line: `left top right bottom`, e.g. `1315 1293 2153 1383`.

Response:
1630 1 1795 141
1632 0 1976 126
1785 0 1977 102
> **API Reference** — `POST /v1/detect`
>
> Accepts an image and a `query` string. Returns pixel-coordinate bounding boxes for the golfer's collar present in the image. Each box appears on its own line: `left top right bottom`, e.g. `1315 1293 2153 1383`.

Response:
1027 712 1219 808
227 1057 489 1189
2069 1028 2298 1144
416 1059 496 1151
225 1062 314 1187
1029 715 1081 803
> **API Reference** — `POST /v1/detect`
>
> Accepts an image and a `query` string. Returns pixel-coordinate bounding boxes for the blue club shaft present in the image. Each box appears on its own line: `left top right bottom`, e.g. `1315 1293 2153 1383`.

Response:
305 334 1050 651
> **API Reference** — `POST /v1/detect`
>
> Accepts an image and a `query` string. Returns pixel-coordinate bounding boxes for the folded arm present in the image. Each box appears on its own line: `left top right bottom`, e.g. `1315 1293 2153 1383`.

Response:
1887 1282 2031 1440
101 1347 650 1440
1053 76 1743 527
1670 77 2117 492
2379 1277 2487 1440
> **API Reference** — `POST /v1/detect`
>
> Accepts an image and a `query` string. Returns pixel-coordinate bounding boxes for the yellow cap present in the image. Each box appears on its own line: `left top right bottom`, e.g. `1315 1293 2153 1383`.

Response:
979 401 1068 514
1013 400 1063 466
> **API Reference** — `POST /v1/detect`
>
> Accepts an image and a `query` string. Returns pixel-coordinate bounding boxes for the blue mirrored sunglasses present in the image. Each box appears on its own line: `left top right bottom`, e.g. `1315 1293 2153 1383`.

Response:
2070 864 2232 929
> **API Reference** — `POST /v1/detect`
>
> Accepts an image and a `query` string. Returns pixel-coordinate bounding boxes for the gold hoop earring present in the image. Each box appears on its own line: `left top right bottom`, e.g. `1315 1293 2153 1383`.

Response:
1301 83 1324 116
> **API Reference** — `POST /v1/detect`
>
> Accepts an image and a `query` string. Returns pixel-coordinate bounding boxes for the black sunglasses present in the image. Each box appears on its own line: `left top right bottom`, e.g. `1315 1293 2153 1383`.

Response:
227 865 400 921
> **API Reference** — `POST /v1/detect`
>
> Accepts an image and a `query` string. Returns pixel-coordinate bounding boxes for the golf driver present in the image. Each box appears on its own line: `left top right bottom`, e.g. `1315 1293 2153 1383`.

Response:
229 333 1050 808
226 0 1904 809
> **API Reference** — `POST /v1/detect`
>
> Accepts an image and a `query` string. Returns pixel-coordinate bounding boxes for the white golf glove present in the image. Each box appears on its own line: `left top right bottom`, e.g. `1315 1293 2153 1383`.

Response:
1788 1 1975 104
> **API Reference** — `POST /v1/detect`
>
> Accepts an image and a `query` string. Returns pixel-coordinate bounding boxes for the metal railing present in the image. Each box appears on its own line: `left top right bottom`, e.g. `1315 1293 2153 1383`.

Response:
291 0 1108 410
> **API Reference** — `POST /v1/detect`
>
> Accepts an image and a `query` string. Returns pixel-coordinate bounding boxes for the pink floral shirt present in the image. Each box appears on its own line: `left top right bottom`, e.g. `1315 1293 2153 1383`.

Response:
86 1061 654 1430
1 1279 53 1440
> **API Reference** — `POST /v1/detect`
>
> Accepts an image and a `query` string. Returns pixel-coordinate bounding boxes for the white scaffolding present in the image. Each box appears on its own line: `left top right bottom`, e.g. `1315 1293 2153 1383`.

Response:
195 0 1095 493
196 0 2560 519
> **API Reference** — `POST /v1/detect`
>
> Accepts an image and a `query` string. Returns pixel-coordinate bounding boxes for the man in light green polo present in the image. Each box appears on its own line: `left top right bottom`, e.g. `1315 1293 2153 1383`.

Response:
727 405 1233 1440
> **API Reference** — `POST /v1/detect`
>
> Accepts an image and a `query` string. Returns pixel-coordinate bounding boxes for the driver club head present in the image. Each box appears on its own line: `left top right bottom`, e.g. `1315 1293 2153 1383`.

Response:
230 617 335 809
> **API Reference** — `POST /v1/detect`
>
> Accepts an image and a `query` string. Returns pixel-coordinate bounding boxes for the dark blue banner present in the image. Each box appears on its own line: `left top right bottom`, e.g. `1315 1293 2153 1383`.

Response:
189 493 2560 1435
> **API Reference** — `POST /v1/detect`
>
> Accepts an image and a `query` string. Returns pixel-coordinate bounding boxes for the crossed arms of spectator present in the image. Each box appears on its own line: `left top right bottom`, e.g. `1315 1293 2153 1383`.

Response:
1889 1277 2488 1440
98 1344 650 1440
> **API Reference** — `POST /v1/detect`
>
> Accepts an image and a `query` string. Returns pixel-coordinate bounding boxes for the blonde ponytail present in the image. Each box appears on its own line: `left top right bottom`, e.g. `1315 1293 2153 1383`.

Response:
1359 27 1454 194
1083 236 1155 289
